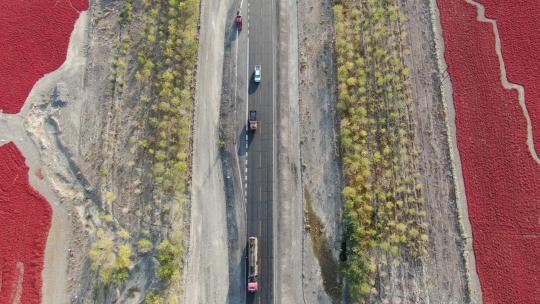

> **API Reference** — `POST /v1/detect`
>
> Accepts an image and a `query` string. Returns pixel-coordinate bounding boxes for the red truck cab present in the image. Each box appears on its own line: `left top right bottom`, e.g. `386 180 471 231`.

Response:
247 282 258 292
249 110 257 131
236 13 243 31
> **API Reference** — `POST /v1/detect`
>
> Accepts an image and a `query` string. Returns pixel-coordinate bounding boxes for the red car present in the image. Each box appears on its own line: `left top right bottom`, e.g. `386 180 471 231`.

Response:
236 13 242 31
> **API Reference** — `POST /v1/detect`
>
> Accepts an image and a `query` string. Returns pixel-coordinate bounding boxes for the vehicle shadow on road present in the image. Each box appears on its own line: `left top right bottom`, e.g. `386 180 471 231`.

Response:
225 22 239 50
238 126 255 157
220 140 248 304
248 75 259 94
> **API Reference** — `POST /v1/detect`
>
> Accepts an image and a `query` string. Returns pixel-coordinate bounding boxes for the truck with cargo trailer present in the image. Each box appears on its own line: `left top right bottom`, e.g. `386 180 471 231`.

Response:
247 236 259 292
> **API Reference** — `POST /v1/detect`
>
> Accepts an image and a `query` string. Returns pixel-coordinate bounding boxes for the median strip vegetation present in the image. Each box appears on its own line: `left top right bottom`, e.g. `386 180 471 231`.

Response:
334 0 428 301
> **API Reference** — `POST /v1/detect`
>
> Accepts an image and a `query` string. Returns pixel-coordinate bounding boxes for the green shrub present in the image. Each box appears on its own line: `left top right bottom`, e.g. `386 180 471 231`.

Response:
157 240 183 280
145 291 164 304
138 239 153 254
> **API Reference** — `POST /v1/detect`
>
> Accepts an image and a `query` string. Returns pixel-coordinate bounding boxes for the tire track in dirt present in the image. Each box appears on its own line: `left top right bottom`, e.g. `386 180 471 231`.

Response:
465 0 540 166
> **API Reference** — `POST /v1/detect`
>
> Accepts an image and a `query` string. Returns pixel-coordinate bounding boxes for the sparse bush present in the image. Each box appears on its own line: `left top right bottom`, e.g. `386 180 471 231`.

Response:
119 228 131 240
99 212 114 223
157 240 183 280
138 239 153 254
145 291 164 304
88 229 115 283
104 191 117 203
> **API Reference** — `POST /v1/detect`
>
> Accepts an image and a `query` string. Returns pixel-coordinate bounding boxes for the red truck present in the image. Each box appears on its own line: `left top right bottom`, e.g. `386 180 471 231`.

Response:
249 110 257 131
247 237 259 292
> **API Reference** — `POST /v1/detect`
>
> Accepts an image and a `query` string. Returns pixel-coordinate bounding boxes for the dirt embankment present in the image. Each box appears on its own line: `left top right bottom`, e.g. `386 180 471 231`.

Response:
296 0 341 302
429 0 482 302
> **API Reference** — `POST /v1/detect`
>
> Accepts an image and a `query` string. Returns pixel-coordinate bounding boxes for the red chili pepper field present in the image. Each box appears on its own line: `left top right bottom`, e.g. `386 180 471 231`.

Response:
0 0 88 113
477 0 540 154
437 0 540 303
0 1 87 303
0 143 51 303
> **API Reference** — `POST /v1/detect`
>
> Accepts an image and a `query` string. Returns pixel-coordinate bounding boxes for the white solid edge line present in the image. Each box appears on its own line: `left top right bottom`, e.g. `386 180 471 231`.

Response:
271 0 277 302
245 0 250 301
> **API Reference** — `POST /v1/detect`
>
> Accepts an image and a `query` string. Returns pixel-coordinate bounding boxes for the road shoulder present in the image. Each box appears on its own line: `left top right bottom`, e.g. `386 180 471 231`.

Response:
275 0 305 302
183 0 232 302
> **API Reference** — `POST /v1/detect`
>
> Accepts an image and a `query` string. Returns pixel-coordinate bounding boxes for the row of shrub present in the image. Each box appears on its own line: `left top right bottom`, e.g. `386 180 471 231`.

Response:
334 0 428 301
89 0 200 301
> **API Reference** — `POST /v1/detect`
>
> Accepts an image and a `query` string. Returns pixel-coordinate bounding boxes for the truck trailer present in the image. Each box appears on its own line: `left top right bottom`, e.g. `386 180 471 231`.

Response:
247 236 259 292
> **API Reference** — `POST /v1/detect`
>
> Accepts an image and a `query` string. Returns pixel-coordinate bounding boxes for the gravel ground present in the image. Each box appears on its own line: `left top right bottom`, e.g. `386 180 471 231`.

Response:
273 0 307 303
183 0 234 302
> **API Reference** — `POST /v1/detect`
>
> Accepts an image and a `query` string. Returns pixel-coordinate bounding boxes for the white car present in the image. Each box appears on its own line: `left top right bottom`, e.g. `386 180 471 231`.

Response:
254 65 261 83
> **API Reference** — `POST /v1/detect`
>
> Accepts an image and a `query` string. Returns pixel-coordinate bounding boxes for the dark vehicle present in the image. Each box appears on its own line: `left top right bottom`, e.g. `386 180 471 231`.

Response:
236 11 243 31
247 237 259 292
249 110 257 131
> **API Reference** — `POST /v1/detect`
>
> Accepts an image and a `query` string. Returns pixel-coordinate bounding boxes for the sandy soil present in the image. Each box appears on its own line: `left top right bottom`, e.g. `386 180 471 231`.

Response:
38 12 89 304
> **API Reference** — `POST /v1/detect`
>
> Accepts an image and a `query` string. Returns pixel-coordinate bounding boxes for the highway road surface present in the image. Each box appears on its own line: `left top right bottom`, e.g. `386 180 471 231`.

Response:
245 0 277 302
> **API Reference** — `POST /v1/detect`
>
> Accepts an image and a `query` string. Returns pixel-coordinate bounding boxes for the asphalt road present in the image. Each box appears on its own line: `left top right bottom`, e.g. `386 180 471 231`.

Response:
245 0 277 302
